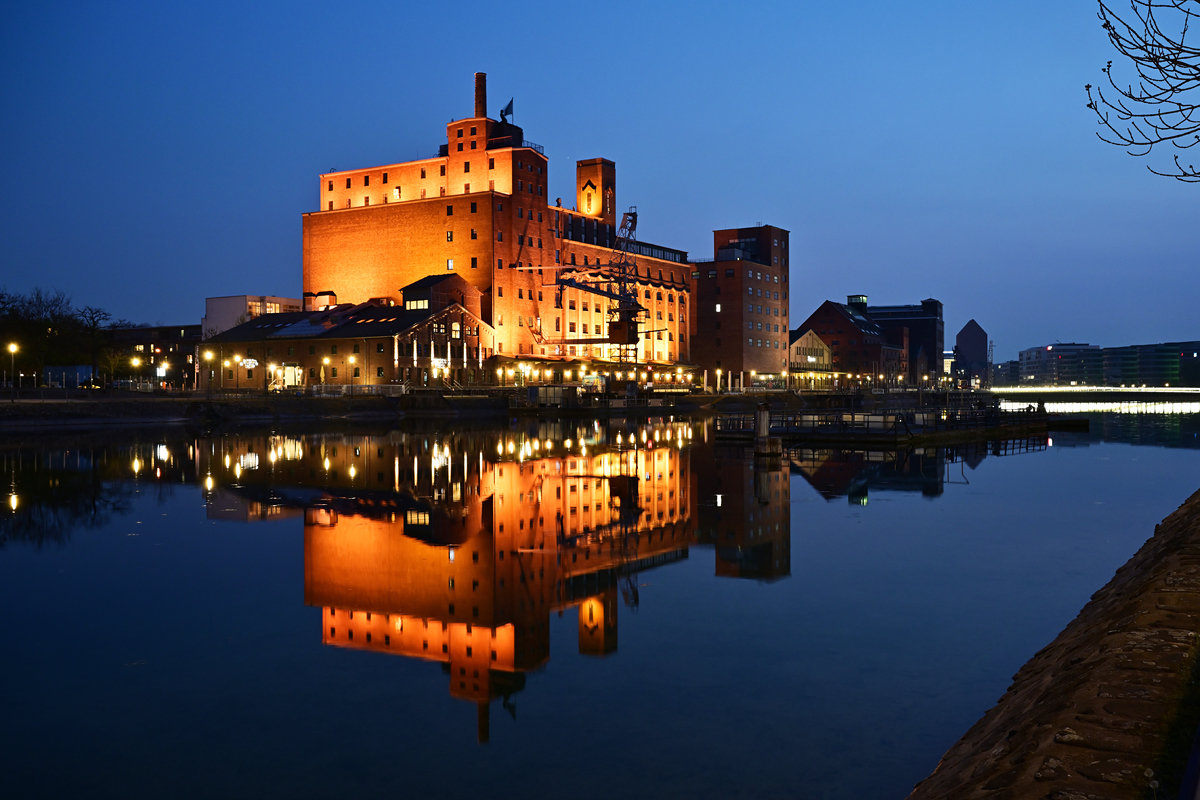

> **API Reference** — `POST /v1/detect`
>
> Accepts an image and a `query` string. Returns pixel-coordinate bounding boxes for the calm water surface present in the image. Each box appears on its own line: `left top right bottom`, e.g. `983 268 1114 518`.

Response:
2 414 1199 799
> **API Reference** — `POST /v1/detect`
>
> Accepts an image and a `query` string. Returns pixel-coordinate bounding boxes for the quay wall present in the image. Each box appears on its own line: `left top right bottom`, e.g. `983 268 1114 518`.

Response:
908 486 1200 799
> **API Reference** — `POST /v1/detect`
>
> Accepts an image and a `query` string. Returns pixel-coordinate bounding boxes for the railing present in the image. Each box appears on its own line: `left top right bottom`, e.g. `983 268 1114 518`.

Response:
714 407 1024 437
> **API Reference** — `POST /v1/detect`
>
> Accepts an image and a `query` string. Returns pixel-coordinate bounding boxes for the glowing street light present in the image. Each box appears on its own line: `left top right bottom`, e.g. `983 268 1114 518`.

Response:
7 343 16 402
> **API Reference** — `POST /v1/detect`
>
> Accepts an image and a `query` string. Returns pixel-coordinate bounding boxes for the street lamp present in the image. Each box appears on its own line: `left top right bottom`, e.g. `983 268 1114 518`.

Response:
322 357 330 385
7 343 16 402
204 351 213 399
233 354 241 391
348 356 356 390
131 357 141 389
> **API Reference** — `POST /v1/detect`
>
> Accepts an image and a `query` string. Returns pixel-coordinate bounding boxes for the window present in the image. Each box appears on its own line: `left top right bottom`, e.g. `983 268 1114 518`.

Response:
376 342 385 353
447 259 454 270
439 165 445 176
464 162 470 173
470 256 477 268
446 231 454 242
715 303 722 312
330 345 338 354
497 259 503 269
726 268 734 277
470 228 477 240
346 177 352 188
309 346 315 355
470 202 477 213
382 172 388 184
327 180 333 191
489 158 495 169
446 205 453 216
309 367 316 378
420 168 426 178
364 175 370 186
497 286 503 297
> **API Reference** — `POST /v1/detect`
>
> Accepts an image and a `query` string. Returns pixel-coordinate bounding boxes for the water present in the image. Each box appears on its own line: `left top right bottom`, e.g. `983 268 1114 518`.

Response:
2 415 1198 799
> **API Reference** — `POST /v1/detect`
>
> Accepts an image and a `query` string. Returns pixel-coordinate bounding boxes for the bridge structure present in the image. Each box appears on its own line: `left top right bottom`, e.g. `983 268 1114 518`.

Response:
993 385 1200 409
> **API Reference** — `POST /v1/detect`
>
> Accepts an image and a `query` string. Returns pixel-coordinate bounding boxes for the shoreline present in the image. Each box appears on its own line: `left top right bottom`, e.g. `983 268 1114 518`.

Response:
908 486 1200 799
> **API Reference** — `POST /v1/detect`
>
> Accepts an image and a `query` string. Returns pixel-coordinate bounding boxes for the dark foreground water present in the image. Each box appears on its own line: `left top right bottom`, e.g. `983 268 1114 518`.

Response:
2 414 1199 800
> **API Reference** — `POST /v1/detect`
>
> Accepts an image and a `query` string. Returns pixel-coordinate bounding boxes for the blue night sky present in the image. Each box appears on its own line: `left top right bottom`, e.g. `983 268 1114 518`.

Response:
1 0 1195 360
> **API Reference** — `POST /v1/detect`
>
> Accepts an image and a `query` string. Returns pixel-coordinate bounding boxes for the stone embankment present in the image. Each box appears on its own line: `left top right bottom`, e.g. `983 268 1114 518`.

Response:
909 487 1200 799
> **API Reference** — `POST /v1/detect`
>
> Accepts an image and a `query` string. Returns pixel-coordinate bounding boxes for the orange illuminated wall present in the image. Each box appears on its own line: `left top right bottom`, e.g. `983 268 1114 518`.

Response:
301 74 693 366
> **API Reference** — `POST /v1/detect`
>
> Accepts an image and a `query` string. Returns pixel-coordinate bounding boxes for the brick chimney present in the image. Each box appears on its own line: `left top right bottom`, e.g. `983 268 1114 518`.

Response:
474 73 487 119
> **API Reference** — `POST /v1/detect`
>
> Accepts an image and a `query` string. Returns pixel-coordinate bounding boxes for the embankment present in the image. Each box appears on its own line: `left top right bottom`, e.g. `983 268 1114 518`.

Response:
0 394 514 431
908 487 1200 799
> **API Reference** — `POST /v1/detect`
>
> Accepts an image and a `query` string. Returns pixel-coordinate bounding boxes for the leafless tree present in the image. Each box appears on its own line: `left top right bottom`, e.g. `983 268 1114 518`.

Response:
1087 0 1200 181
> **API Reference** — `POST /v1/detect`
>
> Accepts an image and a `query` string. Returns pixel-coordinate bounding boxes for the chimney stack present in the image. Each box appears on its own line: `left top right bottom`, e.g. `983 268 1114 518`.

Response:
474 73 487 119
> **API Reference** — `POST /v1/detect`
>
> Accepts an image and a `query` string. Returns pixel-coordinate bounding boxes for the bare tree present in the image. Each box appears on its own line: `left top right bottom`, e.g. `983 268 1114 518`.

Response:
77 305 111 386
1087 0 1200 181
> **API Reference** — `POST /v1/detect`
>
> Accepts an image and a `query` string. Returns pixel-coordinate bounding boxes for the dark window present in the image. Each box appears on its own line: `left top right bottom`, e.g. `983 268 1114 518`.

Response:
470 126 476 135
376 367 384 377
457 129 463 138
470 229 477 239
331 345 337 354
376 342 384 353
364 175 369 186
308 346 315 355
471 257 478 268
345 177 351 188
464 162 470 173
327 180 333 191
439 165 445 176
420 168 426 178
382 172 387 184
446 205 453 216
470 202 477 213
352 343 359 353
353 367 360 378
456 143 462 152
331 368 338 377
489 158 495 169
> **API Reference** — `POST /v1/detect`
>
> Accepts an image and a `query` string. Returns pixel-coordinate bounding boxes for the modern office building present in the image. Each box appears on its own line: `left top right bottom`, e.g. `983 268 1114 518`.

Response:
300 73 691 370
689 224 791 387
1018 343 1103 385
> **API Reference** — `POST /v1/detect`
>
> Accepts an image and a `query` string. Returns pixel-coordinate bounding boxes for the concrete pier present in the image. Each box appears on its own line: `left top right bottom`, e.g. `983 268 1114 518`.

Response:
908 487 1200 799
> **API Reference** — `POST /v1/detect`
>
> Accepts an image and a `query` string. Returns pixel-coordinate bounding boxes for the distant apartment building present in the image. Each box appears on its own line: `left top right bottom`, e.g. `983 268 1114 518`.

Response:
202 295 302 338
108 324 203 387
992 360 1019 386
690 224 791 384
1018 343 1102 385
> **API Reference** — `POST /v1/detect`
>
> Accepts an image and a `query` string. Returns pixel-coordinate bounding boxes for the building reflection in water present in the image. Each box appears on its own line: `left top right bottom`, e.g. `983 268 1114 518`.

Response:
2 423 1055 740
196 420 697 742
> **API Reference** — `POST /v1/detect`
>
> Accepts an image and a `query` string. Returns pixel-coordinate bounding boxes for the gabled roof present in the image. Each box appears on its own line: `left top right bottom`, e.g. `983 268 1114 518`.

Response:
206 301 492 344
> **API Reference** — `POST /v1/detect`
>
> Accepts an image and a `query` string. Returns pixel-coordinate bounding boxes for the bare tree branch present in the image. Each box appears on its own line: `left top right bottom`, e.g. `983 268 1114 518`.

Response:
1086 0 1200 181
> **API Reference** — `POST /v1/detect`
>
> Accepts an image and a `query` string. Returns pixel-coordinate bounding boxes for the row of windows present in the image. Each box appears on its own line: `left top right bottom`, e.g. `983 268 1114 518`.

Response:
748 322 783 332
748 338 782 349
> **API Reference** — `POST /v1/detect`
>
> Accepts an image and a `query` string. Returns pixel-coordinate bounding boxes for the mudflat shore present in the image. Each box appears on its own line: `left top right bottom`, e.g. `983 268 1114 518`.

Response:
909 486 1200 799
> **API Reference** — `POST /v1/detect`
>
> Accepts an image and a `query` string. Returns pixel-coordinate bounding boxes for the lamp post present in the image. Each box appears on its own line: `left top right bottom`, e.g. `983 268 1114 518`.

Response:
348 356 356 392
131 357 141 389
7 343 16 402
233 354 241 391
322 357 330 385
204 351 213 399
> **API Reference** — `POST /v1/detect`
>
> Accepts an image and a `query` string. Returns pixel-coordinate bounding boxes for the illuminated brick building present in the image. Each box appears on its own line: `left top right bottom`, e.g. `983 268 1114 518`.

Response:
689 225 790 389
301 73 692 374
